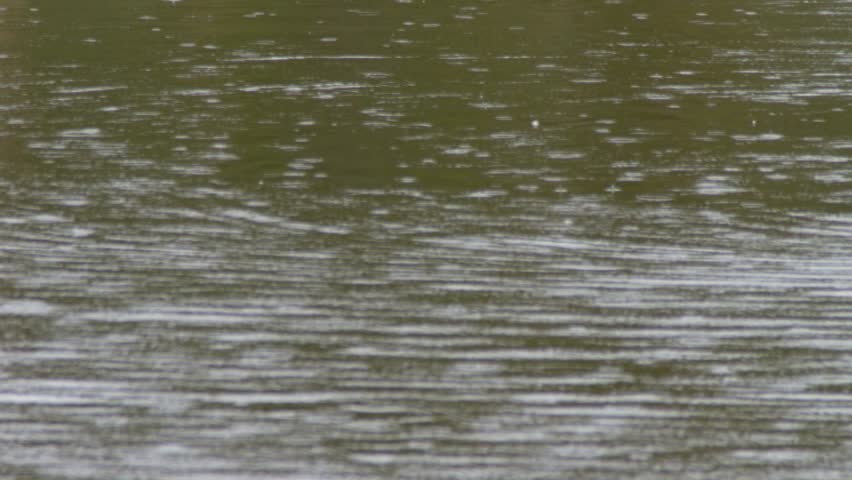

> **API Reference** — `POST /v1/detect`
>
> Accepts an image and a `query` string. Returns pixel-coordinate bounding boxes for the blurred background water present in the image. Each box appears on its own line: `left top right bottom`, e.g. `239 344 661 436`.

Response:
1 0 852 478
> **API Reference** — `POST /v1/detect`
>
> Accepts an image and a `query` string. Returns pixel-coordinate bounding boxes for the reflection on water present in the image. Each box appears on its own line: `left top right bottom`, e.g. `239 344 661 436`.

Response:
2 0 852 478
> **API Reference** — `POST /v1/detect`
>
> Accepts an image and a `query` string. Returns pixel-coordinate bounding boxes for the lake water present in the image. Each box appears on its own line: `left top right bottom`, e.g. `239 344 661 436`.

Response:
1 1 852 478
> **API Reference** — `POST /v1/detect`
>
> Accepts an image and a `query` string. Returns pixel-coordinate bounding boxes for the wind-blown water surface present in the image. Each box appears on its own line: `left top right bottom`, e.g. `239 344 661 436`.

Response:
1 1 851 478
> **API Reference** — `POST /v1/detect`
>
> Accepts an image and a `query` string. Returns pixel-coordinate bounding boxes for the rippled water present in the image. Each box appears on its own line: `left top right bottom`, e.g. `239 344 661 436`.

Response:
2 0 852 478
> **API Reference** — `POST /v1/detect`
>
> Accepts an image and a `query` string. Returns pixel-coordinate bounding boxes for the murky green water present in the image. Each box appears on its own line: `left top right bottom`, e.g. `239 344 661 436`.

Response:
2 0 852 478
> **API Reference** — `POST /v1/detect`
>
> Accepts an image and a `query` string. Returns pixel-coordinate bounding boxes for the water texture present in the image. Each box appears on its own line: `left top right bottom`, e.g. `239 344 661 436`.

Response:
1 0 851 478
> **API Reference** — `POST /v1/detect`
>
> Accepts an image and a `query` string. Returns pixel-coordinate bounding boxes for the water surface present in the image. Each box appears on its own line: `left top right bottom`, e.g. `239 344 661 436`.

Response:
2 1 852 479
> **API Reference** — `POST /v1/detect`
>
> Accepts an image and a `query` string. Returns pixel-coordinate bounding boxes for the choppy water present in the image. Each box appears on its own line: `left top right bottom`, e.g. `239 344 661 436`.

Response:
1 1 852 478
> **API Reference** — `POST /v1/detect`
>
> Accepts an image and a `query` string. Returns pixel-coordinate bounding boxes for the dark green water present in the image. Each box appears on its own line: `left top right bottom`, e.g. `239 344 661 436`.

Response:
2 1 852 478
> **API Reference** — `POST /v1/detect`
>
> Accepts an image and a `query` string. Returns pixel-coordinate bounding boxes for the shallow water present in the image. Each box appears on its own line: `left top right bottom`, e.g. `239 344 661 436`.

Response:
1 1 852 478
